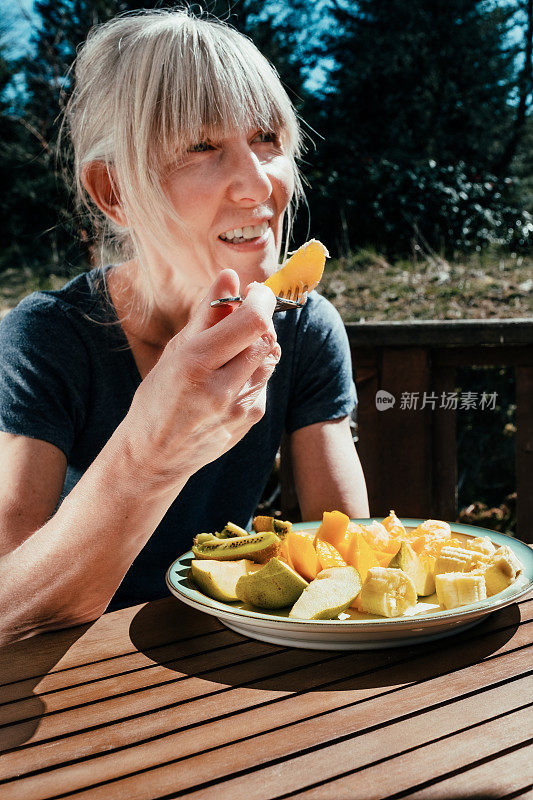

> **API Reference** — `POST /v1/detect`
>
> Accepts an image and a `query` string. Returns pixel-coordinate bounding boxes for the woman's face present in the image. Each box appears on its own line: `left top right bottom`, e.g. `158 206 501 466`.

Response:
157 126 294 293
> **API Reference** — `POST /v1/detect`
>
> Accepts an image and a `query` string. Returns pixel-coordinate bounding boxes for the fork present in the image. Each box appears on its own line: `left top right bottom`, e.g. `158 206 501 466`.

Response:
211 285 309 313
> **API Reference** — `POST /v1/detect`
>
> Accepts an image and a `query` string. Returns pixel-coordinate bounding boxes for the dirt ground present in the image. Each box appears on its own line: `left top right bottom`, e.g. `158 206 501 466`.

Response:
2 250 531 321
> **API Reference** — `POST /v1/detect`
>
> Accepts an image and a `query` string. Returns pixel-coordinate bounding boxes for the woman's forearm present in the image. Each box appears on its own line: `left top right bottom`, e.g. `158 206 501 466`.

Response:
0 420 187 644
0 280 280 645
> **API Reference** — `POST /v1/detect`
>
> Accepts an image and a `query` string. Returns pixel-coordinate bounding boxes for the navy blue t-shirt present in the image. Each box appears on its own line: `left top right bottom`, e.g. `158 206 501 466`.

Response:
0 267 356 609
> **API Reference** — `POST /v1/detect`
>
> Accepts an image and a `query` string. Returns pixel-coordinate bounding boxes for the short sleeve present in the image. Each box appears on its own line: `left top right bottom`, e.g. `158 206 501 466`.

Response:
285 293 357 434
0 294 91 457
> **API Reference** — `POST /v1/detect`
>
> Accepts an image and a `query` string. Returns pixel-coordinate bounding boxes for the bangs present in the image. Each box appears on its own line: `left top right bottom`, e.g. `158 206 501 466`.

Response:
166 29 297 158
114 15 302 172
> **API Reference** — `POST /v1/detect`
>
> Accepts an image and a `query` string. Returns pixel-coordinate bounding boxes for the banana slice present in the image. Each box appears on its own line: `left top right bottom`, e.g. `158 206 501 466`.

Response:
434 546 490 577
358 567 417 618
484 546 523 596
435 572 487 609
462 536 497 557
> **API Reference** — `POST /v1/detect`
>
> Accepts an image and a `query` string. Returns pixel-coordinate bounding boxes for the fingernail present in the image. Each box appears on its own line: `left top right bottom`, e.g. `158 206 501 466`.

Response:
244 281 260 298
272 343 281 361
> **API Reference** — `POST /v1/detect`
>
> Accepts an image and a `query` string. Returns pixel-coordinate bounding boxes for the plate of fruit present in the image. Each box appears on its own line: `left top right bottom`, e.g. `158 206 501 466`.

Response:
165 511 533 650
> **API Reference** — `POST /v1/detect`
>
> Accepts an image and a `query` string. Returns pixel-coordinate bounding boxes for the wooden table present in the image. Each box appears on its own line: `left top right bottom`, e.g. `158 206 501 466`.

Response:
1 594 532 800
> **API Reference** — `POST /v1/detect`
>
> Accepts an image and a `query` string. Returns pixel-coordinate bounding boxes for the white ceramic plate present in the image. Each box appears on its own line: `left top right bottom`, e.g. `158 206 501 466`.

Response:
166 519 533 650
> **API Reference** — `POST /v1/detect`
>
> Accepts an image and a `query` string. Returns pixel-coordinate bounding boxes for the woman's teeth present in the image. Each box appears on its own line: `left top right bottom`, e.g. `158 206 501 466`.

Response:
219 221 269 242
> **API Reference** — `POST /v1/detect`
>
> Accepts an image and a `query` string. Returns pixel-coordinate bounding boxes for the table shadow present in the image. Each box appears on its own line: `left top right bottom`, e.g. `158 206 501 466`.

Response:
129 598 521 694
0 623 91 751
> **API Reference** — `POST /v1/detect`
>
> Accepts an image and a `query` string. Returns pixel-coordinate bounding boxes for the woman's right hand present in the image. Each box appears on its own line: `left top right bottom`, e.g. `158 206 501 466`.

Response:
121 269 281 488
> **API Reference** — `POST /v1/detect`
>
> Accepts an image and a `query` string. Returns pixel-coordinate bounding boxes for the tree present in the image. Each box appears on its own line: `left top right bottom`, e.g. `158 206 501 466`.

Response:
16 0 310 274
0 17 64 273
495 0 533 175
304 0 528 255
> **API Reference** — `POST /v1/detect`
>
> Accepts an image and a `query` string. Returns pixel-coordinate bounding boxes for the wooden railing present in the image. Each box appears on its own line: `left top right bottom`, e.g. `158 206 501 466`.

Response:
282 318 533 543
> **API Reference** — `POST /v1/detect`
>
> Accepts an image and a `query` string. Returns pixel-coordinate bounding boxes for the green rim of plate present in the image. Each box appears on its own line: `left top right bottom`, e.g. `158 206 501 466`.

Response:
166 519 533 626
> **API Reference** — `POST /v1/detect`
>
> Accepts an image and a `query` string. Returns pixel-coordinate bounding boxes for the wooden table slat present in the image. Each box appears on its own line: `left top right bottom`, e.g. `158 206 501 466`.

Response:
1 607 530 796
0 629 246 706
283 710 533 800
26 682 531 800
1 600 529 760
0 637 288 728
0 597 529 728
4 595 529 710
3 647 531 800
0 600 225 687
1 588 531 800
398 746 533 800
0 639 333 752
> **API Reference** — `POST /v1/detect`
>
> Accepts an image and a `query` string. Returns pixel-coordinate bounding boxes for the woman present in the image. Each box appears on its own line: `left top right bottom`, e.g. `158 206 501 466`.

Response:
0 9 368 643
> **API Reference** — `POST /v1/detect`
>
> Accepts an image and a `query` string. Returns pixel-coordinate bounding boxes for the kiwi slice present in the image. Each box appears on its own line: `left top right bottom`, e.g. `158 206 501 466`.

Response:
193 532 218 546
192 532 281 564
215 522 249 539
252 516 292 540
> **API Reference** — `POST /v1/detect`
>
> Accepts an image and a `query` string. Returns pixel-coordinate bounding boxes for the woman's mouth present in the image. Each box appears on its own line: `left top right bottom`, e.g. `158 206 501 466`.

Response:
218 220 270 247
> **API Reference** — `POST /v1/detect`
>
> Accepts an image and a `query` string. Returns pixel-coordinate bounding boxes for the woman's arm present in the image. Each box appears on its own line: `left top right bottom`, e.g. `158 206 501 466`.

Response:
0 434 67 558
0 427 184 643
289 416 370 521
0 272 279 645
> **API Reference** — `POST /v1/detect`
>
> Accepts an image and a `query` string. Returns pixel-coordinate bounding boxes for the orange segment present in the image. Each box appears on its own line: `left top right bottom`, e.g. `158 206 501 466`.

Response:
382 509 407 539
359 520 398 553
286 530 321 582
315 511 350 551
264 239 329 298
345 531 379 609
409 520 450 551
405 518 451 551
314 539 348 570
414 519 452 537
279 539 294 569
374 549 396 567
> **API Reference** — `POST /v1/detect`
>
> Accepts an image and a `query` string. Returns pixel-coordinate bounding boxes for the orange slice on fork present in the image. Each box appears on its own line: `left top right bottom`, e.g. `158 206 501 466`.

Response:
264 239 329 299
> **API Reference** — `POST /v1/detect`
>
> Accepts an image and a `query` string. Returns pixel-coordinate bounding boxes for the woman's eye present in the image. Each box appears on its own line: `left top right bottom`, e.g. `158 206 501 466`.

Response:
188 141 213 153
255 131 278 143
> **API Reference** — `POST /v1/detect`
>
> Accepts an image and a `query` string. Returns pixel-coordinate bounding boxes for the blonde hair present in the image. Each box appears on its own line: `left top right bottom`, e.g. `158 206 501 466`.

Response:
61 7 305 278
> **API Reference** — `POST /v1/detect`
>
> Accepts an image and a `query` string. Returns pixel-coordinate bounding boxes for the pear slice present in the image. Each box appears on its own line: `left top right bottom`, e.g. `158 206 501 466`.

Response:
235 557 308 609
389 541 436 596
289 566 361 620
190 559 261 602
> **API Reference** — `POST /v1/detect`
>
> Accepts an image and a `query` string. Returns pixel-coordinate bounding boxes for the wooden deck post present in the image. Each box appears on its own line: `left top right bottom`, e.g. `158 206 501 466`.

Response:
516 367 533 542
378 347 432 517
431 365 458 521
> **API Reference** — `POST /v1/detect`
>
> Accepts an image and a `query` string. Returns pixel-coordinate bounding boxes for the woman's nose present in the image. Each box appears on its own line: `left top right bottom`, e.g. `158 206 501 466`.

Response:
224 144 272 205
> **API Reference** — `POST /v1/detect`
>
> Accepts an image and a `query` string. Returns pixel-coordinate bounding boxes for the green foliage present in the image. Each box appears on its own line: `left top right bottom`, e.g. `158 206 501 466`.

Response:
5 0 310 274
0 0 135 274
323 0 516 165
365 159 532 255
296 0 531 257
0 0 531 270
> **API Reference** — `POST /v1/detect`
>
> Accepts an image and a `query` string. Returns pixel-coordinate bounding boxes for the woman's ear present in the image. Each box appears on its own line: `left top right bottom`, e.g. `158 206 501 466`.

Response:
81 162 127 227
